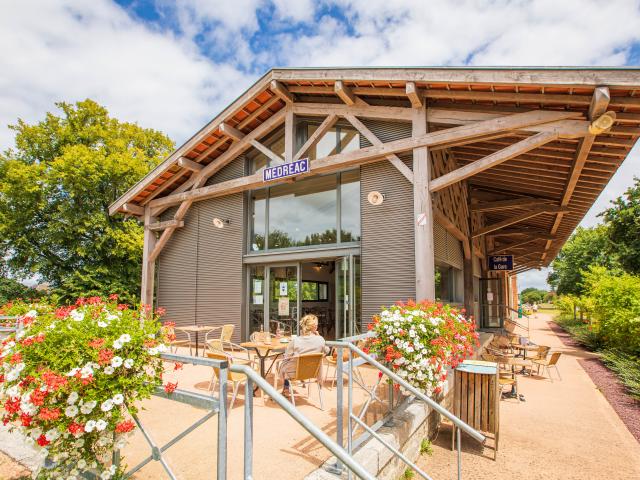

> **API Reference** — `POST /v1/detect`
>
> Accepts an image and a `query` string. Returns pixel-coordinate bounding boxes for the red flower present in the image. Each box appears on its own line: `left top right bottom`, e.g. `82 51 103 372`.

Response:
98 348 114 366
164 382 178 394
36 434 50 447
115 419 135 433
80 375 94 386
173 362 183 371
20 413 32 427
9 353 22 364
30 390 48 406
117 303 129 311
88 338 106 349
5 398 20 414
38 408 61 421
108 294 119 301
163 321 176 328
87 296 102 305
42 371 67 391
68 422 84 435
75 297 86 306
155 307 166 316
144 338 158 348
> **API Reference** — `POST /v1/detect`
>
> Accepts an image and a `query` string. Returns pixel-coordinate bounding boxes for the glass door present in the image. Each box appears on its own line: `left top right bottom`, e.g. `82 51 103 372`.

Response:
480 277 504 328
335 255 361 339
268 265 299 335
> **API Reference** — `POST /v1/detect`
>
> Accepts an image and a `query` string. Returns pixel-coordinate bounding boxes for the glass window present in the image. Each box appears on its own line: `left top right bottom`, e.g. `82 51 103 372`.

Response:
249 126 285 174
339 127 360 153
306 124 338 160
435 264 462 303
302 281 329 301
250 189 266 252
248 266 265 333
340 170 361 242
269 175 337 248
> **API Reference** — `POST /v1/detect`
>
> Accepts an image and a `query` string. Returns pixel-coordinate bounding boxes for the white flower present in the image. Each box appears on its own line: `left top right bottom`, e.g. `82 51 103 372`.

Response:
112 339 123 350
70 310 84 322
84 420 96 432
148 347 158 355
103 366 115 375
65 405 79 418
123 359 134 369
80 365 94 378
67 391 79 405
80 400 97 414
101 399 114 412
109 465 117 475
67 367 80 377
95 419 108 431
97 321 108 328
112 394 124 405
6 385 20 398
45 428 60 441
147 333 156 339
115 437 127 449
119 334 131 343
106 313 118 321
67 476 78 480
157 343 168 353
20 401 38 416
15 363 25 372
100 471 112 480
111 356 123 368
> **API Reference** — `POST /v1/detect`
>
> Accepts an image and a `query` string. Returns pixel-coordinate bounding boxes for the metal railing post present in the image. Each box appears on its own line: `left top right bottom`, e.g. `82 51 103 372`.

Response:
217 363 228 480
327 344 344 475
347 348 353 480
244 377 254 480
457 427 462 480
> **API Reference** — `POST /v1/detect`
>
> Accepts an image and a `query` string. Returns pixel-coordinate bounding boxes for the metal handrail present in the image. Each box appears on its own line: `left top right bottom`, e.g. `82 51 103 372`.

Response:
327 337 486 480
230 363 376 480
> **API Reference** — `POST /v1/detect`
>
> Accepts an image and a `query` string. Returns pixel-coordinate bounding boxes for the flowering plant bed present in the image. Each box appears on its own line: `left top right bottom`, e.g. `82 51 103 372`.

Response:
367 301 479 396
0 297 168 479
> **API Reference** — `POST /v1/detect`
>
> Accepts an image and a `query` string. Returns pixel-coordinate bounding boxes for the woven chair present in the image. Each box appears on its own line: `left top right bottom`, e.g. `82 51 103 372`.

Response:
205 324 235 354
207 347 256 410
533 352 562 382
530 345 551 362
164 325 192 356
276 353 325 410
483 353 519 398
324 343 367 388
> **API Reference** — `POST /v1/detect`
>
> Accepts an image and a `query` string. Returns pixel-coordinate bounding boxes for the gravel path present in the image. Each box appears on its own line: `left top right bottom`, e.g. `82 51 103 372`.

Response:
549 320 640 443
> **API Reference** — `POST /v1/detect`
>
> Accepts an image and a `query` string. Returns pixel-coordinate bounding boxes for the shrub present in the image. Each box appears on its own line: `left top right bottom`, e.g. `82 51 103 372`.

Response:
419 438 433 456
0 296 168 479
367 301 479 396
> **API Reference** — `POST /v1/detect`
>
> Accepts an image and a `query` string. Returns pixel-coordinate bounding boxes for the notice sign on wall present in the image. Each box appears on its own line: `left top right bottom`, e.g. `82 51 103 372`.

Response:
488 255 514 271
263 158 310 182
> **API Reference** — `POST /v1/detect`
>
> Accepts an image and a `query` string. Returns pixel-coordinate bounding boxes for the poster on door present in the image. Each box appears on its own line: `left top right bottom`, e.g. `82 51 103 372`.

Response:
278 297 289 316
279 282 288 296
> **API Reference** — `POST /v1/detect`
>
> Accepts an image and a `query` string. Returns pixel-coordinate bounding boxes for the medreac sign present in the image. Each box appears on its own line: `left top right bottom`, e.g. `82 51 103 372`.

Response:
263 158 310 182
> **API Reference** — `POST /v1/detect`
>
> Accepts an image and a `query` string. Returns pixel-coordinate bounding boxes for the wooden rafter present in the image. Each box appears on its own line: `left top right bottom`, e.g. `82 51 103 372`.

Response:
148 110 582 210
148 219 184 231
293 114 338 161
292 102 413 121
344 114 414 183
490 238 541 255
429 131 559 192
334 81 356 105
406 82 423 108
220 123 245 141
472 197 555 212
177 157 204 172
270 80 293 103
121 203 144 216
472 206 567 238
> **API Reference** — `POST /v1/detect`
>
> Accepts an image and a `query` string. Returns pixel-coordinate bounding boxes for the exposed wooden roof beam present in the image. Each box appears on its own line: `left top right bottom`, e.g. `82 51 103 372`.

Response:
490 238 541 254
344 114 414 184
334 81 356 105
430 131 559 192
220 123 245 141
121 203 144 216
148 219 184 231
141 171 188 205
270 80 293 103
406 82 423 108
292 102 413 121
177 157 204 172
249 139 284 164
293 114 338 162
472 197 556 212
237 96 281 130
473 206 567 238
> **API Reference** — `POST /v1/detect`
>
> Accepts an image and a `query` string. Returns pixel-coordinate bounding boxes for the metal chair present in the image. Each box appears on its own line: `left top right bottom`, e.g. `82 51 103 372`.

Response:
207 346 256 410
164 325 192 356
205 324 235 354
533 352 562 382
276 353 325 410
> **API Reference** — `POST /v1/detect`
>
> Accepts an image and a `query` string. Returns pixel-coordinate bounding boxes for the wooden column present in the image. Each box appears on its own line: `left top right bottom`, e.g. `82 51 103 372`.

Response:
284 105 295 162
141 206 157 307
412 104 435 301
463 185 475 316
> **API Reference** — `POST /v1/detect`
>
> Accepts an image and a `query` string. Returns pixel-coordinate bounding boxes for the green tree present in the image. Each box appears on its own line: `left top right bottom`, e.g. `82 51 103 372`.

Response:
519 287 546 304
0 100 173 303
602 177 640 275
547 225 619 296
0 277 40 305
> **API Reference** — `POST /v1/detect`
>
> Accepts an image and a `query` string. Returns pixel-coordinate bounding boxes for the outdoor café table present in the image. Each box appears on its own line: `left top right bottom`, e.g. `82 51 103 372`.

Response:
506 357 533 375
513 344 539 360
240 337 290 381
174 325 218 357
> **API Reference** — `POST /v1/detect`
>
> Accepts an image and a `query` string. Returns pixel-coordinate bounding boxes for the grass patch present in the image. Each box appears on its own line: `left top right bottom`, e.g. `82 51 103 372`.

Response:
401 468 415 479
419 438 433 456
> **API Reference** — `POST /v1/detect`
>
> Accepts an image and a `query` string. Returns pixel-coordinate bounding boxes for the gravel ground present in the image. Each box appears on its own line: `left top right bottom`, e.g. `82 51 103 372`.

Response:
549 320 640 443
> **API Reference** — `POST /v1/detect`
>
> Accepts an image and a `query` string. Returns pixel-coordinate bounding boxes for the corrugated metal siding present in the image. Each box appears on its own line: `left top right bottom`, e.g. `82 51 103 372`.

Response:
156 207 198 327
157 156 245 341
434 223 447 263
435 223 464 270
360 120 415 326
446 233 464 270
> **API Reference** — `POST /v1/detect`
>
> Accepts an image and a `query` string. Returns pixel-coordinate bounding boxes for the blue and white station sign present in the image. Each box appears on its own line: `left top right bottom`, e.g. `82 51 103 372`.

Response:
488 255 514 271
263 158 310 182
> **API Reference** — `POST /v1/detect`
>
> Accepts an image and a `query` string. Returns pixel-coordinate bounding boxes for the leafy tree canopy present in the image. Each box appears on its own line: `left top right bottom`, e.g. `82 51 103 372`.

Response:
0 277 40 305
519 287 547 305
0 100 174 303
547 225 619 296
602 177 640 275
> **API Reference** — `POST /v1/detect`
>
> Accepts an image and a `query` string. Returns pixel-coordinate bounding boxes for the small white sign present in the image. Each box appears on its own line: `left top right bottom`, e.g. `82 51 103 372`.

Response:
278 297 289 316
279 282 288 296
253 279 262 294
487 292 494 302
253 295 263 305
416 213 428 226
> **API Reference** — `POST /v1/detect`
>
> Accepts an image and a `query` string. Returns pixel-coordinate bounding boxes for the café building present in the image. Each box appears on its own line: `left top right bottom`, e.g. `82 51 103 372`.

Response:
109 67 640 342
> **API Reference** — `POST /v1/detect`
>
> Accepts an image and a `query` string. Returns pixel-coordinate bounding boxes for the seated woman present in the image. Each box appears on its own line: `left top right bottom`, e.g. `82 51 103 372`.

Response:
279 314 328 396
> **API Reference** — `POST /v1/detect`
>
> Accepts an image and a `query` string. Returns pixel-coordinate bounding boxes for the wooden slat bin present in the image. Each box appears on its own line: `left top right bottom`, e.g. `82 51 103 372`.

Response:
451 360 500 458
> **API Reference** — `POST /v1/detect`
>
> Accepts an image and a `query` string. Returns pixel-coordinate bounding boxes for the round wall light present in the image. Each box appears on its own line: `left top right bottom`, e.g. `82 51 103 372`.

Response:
213 218 230 229
367 191 385 206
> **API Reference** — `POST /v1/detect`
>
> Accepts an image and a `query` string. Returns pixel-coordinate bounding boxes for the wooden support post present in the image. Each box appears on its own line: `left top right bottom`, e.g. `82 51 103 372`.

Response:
284 105 295 162
412 104 435 301
141 207 157 308
464 191 475 317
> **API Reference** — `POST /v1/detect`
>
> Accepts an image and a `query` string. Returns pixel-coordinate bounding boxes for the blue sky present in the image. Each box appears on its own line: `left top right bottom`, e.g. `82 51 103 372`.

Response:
2 0 640 290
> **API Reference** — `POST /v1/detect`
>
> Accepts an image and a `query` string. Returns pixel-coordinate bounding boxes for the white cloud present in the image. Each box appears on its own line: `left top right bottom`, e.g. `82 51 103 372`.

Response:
0 0 252 149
